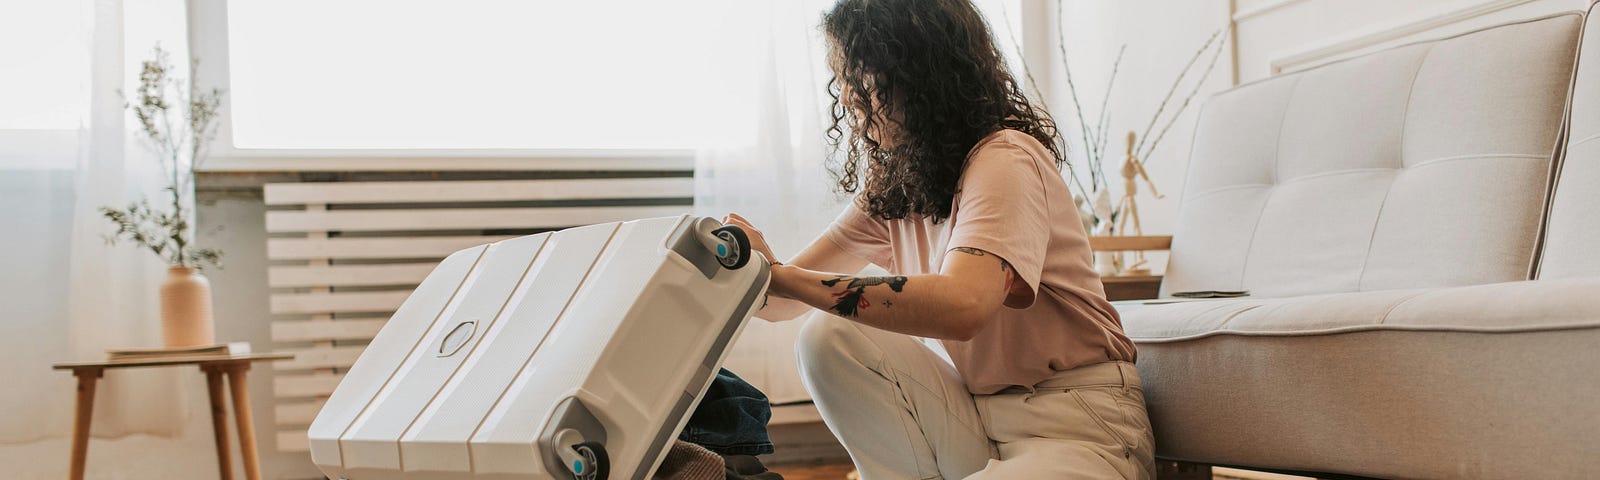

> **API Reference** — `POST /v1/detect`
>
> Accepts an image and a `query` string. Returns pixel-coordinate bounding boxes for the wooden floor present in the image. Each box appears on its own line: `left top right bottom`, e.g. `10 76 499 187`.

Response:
763 420 1312 480
766 463 1316 480
768 463 855 480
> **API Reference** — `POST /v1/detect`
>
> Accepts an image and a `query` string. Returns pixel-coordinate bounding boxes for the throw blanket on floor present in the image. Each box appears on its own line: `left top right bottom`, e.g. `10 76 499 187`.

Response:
654 441 725 480
652 440 785 480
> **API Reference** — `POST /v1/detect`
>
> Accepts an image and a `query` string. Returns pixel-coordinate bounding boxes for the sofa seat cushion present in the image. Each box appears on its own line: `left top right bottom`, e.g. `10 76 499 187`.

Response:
1124 279 1600 342
1119 279 1600 479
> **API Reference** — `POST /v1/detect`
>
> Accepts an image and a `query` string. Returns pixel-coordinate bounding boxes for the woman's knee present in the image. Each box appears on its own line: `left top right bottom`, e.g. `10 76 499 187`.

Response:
795 312 869 378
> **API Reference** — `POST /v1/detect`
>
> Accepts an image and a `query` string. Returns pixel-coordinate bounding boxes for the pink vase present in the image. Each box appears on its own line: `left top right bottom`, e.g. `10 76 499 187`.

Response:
161 265 216 347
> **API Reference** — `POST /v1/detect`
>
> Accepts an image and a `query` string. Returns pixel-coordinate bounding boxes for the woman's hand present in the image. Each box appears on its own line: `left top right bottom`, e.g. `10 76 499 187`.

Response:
720 213 779 268
722 214 798 299
735 216 873 321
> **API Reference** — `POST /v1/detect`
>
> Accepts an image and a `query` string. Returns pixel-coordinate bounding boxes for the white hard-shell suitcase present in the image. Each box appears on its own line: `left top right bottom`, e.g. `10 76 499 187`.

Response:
308 215 770 480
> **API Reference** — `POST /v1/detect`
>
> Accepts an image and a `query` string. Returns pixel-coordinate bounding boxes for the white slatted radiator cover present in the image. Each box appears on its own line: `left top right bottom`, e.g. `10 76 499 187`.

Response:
263 174 692 451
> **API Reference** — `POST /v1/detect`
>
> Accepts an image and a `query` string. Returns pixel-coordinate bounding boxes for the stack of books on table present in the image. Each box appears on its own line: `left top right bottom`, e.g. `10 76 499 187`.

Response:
107 342 252 361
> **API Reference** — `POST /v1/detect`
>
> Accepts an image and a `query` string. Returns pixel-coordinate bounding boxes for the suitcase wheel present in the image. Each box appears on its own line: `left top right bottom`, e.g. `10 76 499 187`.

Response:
711 225 753 270
572 441 609 480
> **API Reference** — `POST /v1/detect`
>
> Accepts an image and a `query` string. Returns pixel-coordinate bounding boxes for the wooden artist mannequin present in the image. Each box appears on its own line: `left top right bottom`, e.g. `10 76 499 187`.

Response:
1115 131 1164 275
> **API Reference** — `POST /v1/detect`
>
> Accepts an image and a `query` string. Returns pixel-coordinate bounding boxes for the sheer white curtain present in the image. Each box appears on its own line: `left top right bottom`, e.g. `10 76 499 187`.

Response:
1 0 189 444
693 0 845 403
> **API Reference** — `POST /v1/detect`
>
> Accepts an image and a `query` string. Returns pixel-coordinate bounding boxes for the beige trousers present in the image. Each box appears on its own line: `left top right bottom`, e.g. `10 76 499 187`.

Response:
796 314 1156 480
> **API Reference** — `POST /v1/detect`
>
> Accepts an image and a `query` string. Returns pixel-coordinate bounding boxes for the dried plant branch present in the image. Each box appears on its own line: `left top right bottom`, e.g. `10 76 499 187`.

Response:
1133 28 1223 157
104 46 225 270
974 4 1229 231
1038 8 1229 228
998 5 1048 113
998 4 1093 202
1056 0 1103 190
1140 30 1228 164
1092 45 1126 168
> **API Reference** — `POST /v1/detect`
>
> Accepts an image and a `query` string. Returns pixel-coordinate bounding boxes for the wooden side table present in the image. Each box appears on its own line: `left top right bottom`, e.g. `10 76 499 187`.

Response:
1100 274 1164 301
1090 235 1173 301
53 353 292 480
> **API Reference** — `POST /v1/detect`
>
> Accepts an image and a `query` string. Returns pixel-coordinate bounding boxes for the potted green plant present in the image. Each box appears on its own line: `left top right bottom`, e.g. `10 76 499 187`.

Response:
100 46 224 348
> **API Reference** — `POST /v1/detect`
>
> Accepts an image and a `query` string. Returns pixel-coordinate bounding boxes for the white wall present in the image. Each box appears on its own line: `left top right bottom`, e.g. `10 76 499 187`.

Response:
1236 0 1588 82
1045 0 1589 274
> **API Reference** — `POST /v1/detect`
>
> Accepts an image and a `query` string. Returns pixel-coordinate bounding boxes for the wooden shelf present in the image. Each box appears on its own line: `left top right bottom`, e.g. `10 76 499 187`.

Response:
1089 235 1173 252
54 353 293 370
1099 274 1162 284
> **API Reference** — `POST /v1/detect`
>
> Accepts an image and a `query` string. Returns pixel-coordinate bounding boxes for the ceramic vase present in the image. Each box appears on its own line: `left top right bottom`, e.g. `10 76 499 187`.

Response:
1091 190 1122 276
161 265 216 347
1094 251 1123 276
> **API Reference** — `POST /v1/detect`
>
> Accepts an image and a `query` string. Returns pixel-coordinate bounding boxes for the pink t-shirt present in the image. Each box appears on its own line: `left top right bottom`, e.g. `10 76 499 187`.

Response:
823 129 1136 394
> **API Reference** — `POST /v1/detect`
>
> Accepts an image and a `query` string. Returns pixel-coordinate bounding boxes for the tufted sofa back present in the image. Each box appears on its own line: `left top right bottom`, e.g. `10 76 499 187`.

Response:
1538 3 1600 279
1163 12 1583 298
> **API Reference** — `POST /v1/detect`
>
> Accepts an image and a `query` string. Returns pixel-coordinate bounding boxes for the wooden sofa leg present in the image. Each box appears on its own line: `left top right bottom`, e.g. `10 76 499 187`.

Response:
1156 460 1212 480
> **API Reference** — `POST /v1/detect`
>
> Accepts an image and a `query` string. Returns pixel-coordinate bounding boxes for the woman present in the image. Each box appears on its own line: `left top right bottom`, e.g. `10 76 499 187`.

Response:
723 0 1154 478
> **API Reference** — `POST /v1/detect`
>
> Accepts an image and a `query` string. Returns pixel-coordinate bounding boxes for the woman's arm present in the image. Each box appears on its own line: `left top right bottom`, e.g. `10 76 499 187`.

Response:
770 247 1011 341
721 214 871 321
722 213 1014 336
756 237 873 321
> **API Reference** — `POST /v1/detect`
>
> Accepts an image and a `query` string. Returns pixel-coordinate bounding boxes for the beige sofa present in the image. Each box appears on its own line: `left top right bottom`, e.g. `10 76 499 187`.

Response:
1121 6 1600 479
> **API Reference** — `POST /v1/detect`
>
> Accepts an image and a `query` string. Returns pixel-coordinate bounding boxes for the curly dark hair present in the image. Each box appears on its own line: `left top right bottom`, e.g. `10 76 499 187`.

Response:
822 0 1062 222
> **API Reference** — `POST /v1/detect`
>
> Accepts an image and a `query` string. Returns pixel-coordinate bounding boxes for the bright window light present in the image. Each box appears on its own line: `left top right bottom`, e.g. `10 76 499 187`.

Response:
226 0 735 150
0 0 87 131
227 0 1024 151
0 0 189 168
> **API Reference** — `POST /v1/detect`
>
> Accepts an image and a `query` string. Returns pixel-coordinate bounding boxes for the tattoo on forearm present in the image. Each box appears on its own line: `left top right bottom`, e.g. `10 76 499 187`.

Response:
819 275 908 317
952 247 1012 273
820 275 909 291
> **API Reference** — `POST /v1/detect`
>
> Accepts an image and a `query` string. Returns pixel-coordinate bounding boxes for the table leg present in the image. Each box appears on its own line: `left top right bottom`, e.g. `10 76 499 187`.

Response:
225 364 263 480
204 366 234 480
69 367 102 480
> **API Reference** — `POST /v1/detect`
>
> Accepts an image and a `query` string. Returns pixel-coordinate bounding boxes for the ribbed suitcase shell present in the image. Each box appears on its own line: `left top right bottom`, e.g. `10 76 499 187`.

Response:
308 216 770 479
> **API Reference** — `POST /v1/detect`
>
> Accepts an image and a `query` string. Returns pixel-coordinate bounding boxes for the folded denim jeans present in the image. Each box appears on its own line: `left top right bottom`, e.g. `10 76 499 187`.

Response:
677 368 775 456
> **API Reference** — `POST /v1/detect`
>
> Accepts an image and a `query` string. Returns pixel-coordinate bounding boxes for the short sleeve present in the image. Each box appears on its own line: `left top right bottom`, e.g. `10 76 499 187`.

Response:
822 200 894 268
947 141 1051 308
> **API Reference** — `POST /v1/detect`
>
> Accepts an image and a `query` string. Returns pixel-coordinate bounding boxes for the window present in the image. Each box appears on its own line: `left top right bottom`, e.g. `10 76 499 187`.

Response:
0 0 86 132
227 0 733 150
1 0 189 168
226 0 1025 151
